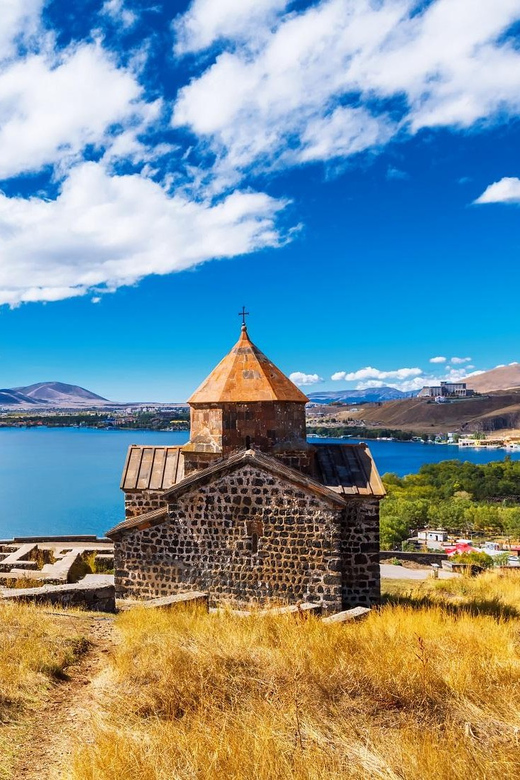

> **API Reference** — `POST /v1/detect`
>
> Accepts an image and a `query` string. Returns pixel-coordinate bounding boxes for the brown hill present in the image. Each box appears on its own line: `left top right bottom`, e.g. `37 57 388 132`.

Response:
465 364 520 393
344 391 520 434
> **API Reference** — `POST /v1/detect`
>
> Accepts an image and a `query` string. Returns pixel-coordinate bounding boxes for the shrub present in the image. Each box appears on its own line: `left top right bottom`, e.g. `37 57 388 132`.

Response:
451 551 494 569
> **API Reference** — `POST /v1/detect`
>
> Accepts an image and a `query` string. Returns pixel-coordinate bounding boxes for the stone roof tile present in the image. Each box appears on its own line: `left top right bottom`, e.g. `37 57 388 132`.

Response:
188 325 308 404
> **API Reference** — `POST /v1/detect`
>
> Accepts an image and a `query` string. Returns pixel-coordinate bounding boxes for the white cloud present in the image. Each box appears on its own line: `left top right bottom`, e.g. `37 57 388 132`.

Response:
331 366 422 382
298 106 394 164
393 376 428 392
509 362 519 366
356 376 426 392
289 372 323 386
101 0 137 29
355 380 385 389
442 366 485 382
451 356 472 364
0 162 287 306
174 0 289 55
173 0 520 181
0 0 42 62
386 166 409 181
0 42 159 179
474 177 520 204
429 356 447 363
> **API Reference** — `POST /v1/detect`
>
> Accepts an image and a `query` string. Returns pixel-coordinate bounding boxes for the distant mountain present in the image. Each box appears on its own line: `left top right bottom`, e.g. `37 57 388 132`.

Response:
465 364 520 393
307 387 409 404
9 382 109 407
0 389 41 406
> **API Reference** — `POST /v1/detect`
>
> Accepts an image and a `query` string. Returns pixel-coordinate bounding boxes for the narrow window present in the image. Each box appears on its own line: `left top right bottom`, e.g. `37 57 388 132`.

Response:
246 520 263 555
245 435 251 449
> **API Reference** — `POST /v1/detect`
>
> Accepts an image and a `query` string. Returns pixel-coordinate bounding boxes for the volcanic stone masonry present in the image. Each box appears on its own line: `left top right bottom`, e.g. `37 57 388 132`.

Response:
108 322 385 610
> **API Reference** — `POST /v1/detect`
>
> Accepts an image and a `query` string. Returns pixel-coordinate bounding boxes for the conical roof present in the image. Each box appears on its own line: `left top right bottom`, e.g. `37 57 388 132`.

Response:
188 325 309 404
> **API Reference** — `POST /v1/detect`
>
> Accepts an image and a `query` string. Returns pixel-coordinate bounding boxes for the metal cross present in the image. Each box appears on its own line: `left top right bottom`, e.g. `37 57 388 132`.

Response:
238 306 250 326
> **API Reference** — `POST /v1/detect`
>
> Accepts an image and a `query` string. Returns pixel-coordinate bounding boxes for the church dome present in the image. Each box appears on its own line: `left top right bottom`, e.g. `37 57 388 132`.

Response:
188 325 308 404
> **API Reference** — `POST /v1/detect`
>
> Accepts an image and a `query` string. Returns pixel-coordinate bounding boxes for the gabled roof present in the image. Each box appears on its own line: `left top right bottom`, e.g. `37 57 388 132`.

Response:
118 443 386 498
188 325 308 404
121 446 184 491
162 448 348 504
108 448 348 538
313 444 386 498
107 506 168 538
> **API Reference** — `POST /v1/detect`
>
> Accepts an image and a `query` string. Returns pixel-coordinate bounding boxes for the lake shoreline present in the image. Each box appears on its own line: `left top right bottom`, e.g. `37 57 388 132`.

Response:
1 428 520 538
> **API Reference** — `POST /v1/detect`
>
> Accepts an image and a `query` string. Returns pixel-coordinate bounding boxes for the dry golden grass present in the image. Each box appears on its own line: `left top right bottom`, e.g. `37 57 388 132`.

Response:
0 601 89 778
0 602 88 718
70 577 520 780
390 569 520 619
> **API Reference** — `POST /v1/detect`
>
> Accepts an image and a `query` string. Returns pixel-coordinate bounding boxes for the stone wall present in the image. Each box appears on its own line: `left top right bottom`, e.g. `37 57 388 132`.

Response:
184 402 308 464
124 490 167 519
340 500 380 608
2 576 115 613
115 463 345 611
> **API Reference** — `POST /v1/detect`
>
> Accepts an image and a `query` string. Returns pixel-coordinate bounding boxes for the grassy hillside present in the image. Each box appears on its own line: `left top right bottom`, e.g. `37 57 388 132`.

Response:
343 391 520 433
466 364 520 393
2 577 520 779
68 579 520 780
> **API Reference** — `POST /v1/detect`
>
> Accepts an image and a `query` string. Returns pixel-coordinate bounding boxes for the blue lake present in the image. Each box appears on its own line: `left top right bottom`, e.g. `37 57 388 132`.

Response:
1 427 519 538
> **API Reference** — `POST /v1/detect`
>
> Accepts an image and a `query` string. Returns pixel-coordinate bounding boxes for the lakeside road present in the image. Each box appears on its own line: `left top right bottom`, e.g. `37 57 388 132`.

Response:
380 563 459 580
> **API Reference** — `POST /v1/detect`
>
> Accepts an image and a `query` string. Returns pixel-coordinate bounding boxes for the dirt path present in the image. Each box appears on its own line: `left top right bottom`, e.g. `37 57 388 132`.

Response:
12 615 115 780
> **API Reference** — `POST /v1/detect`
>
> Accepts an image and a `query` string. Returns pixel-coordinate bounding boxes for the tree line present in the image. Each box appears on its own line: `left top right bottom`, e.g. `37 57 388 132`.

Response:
381 458 520 550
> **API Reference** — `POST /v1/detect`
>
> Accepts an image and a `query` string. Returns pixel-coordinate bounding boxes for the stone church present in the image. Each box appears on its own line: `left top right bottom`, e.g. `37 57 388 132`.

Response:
107 323 385 611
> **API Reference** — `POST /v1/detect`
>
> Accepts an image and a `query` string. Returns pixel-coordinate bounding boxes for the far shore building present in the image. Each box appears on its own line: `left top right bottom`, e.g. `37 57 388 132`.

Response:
418 381 474 399
107 322 385 611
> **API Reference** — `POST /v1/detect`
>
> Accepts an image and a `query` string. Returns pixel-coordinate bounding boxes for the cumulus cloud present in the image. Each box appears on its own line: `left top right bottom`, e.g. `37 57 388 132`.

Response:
0 42 159 179
474 177 520 204
451 356 472 364
173 0 520 181
442 366 484 382
355 380 385 389
0 0 42 62
174 0 289 55
0 162 287 306
331 366 423 382
289 372 323 386
101 0 138 29
2 0 520 307
429 356 447 363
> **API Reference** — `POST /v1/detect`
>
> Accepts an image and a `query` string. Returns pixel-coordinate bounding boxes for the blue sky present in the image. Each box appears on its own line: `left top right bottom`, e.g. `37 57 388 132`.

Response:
0 0 519 401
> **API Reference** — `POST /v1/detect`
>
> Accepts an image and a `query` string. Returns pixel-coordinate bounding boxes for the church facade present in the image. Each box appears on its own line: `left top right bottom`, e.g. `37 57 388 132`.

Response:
107 323 385 611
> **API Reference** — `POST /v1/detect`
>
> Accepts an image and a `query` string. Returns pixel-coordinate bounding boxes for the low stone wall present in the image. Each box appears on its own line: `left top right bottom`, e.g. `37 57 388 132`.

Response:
1 575 115 613
379 550 448 565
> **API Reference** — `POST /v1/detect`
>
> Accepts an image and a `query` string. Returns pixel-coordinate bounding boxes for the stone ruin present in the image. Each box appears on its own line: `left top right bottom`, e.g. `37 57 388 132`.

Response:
0 536 115 612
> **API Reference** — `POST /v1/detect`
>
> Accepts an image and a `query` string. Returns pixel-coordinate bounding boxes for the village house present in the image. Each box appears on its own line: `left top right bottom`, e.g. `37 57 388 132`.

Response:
107 321 386 611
